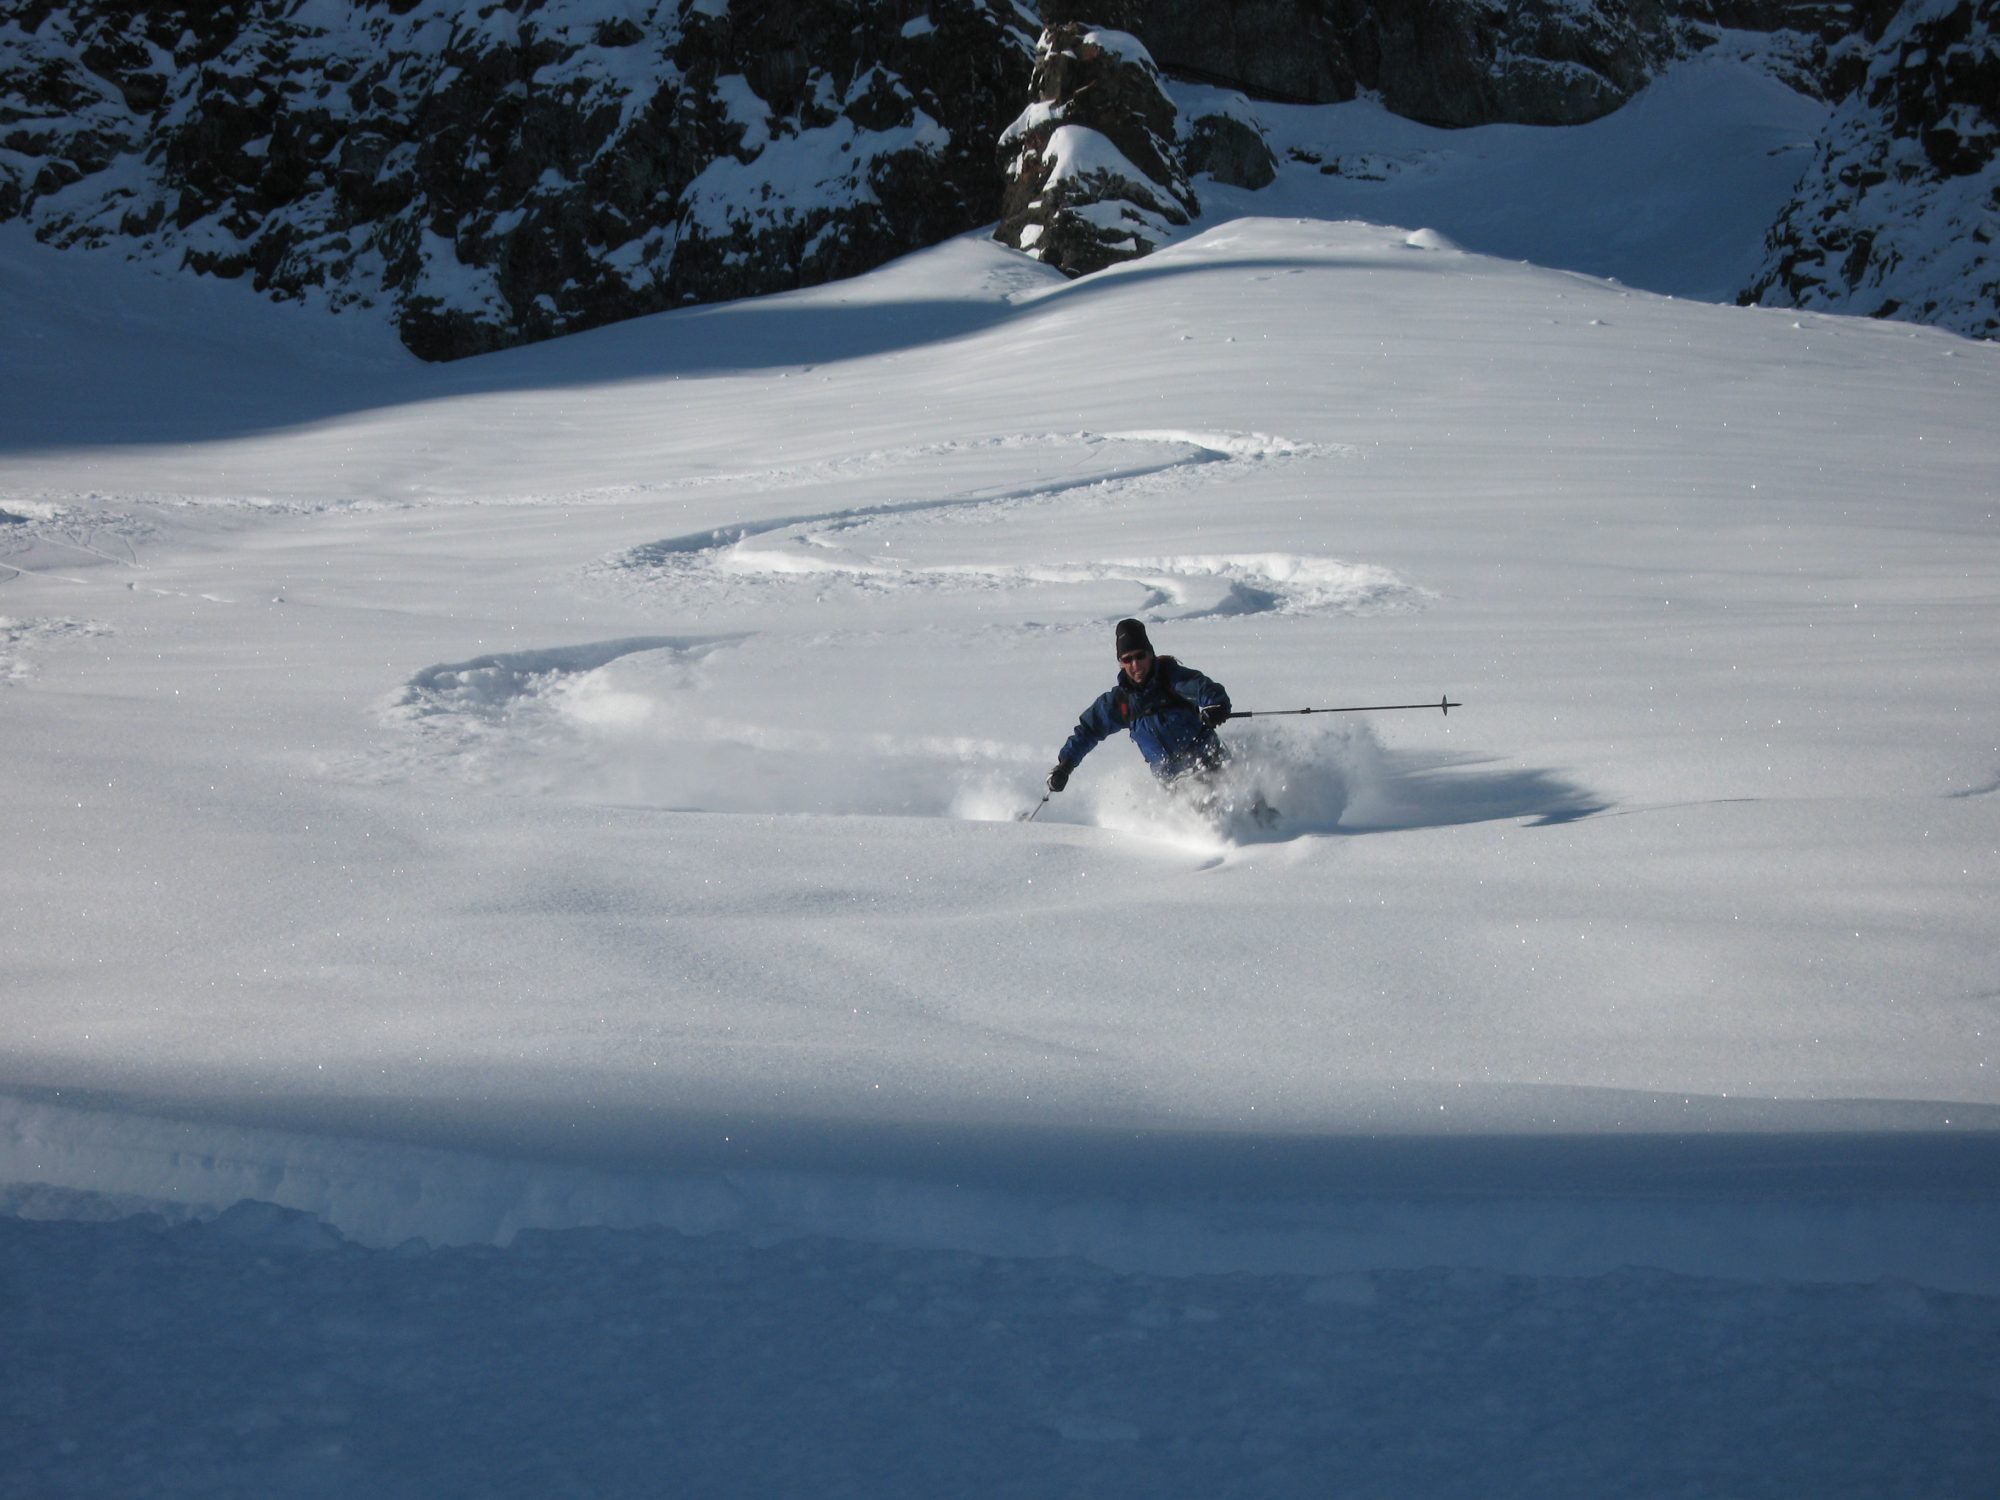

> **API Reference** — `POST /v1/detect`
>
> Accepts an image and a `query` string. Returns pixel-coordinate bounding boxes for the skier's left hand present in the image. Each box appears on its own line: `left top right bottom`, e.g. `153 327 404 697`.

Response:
1199 704 1231 728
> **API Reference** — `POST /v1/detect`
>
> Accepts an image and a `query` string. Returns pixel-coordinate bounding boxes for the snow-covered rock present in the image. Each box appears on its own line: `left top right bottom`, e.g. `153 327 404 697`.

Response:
1121 0 1707 124
995 24 1201 276
1742 0 1998 337
1180 92 1279 190
0 0 1035 360
2 0 1990 347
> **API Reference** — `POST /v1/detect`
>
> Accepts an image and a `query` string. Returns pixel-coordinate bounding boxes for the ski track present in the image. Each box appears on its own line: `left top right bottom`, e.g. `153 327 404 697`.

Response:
585 429 1400 620
369 635 744 787
0 614 112 684
375 635 1381 847
7 432 1458 847
0 498 153 582
372 430 1413 834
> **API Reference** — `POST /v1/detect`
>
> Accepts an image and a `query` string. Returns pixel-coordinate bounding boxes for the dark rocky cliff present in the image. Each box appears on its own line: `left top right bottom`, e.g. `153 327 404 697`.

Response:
2 1 1990 355
1742 0 1997 336
1105 0 1698 123
1 0 1036 359
1013 0 1993 339
994 23 1204 275
1100 2 1929 116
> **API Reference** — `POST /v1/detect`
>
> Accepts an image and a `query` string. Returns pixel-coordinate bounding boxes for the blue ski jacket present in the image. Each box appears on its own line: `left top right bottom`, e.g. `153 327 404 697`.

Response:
1058 656 1231 782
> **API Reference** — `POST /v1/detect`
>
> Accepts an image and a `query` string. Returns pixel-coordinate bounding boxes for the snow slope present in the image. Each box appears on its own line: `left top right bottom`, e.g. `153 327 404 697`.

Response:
3 55 1997 1497
6 1198 1996 1499
5 216 1993 1151
1181 53 1834 305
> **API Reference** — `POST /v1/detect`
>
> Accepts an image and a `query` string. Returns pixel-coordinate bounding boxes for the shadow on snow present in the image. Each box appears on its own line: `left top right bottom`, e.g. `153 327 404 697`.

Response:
1343 750 1609 834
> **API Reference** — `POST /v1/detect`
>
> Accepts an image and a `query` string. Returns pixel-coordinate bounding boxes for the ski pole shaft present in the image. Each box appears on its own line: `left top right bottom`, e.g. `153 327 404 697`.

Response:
1230 696 1461 718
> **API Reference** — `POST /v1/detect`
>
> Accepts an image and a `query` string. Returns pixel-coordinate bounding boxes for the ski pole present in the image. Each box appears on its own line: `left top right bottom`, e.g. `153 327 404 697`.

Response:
1019 793 1051 822
1229 695 1461 718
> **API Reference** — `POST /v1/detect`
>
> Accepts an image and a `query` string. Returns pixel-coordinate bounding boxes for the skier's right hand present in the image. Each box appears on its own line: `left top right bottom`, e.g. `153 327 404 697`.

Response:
1046 763 1071 794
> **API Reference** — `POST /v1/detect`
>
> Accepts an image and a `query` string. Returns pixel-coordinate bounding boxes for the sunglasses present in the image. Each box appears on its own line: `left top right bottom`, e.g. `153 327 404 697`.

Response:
1119 650 1152 665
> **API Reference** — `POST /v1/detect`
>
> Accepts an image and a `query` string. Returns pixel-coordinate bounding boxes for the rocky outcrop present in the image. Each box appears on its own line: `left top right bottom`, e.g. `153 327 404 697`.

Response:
1181 106 1278 190
1741 0 1998 336
0 1 1035 360
1038 0 1994 340
995 24 1201 276
3 0 1991 349
1107 0 1706 124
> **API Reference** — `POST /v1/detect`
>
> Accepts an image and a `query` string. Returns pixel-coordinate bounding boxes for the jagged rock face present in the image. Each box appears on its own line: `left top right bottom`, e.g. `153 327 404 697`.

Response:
995 24 1201 277
1682 0 1909 100
1741 0 1998 337
0 0 1035 360
4 0 1990 350
1344 0 1693 127
1182 108 1278 190
1115 0 1703 124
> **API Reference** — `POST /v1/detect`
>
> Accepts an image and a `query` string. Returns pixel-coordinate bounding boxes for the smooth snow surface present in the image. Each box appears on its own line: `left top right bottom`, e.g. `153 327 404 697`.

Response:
4 56 1998 1495
1184 55 1831 304
6 219 1994 1150
7 1201 1997 1499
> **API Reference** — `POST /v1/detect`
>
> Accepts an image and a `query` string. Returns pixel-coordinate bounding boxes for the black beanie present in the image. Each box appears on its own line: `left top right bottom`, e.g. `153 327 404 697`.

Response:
1114 618 1152 657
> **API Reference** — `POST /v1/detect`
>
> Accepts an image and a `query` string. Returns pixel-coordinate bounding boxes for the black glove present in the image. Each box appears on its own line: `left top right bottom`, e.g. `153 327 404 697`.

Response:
1046 763 1071 793
1199 704 1231 728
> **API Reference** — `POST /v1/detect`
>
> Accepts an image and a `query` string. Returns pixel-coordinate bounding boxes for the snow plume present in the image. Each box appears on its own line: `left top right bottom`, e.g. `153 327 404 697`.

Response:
546 665 1043 821
380 634 1379 842
377 636 736 789
1081 719 1372 851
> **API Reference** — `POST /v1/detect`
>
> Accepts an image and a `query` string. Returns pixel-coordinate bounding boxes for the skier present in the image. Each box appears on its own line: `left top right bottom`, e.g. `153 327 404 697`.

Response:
1045 619 1233 798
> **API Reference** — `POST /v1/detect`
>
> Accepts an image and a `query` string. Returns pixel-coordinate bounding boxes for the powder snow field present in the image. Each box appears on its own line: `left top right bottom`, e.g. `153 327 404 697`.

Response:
3 57 1998 1496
